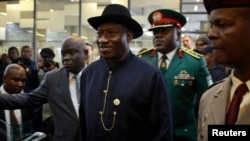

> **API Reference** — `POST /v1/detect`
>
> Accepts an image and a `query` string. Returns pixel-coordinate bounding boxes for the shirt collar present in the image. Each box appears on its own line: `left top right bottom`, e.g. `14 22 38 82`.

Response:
0 85 9 94
230 69 250 93
157 48 177 62
68 66 85 81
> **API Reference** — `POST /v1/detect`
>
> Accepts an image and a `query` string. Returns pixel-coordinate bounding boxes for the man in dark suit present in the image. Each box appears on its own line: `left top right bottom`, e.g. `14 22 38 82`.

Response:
0 36 86 141
138 9 212 141
0 64 42 141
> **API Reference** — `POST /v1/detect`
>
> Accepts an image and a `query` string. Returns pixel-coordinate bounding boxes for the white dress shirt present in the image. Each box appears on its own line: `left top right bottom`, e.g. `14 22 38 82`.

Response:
69 69 83 117
157 47 177 69
0 85 22 141
228 70 250 114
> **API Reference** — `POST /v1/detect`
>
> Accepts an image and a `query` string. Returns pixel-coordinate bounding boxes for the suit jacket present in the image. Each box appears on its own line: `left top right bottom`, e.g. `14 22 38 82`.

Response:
0 108 39 140
139 47 211 141
0 68 80 141
198 77 250 141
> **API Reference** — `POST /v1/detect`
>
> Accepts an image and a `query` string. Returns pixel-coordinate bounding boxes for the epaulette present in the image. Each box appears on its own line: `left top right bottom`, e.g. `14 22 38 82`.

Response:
137 47 155 57
181 47 203 59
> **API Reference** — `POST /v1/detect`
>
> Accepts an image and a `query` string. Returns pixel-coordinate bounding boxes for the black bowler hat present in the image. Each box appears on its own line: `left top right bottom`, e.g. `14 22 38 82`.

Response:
203 0 250 14
88 4 143 39
148 9 186 31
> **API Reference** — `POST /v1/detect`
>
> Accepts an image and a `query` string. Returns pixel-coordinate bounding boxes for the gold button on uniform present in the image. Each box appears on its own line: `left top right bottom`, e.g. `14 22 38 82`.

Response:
113 99 120 106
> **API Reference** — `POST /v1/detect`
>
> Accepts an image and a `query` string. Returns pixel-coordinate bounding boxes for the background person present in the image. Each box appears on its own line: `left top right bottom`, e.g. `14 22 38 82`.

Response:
195 35 210 52
198 46 228 83
35 47 59 141
182 35 194 50
17 45 39 93
0 64 42 141
36 48 59 83
84 42 94 65
0 53 11 85
8 47 19 64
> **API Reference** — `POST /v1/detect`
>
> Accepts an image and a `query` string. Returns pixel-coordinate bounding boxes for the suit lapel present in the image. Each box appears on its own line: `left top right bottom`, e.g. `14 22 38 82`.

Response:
60 69 79 118
210 77 231 124
166 51 182 76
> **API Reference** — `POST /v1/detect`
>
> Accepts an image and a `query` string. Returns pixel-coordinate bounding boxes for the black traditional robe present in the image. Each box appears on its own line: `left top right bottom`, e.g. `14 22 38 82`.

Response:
80 52 173 141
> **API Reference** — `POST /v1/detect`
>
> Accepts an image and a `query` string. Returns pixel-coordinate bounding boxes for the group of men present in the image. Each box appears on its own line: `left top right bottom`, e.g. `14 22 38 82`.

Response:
0 0 249 141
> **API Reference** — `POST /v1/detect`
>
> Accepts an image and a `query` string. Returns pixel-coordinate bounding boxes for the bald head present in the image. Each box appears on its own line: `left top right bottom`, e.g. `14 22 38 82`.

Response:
61 36 86 74
3 64 26 94
62 36 86 49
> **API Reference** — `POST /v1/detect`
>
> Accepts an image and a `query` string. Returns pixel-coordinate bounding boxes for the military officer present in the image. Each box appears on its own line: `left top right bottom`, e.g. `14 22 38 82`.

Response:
198 0 250 141
138 9 212 141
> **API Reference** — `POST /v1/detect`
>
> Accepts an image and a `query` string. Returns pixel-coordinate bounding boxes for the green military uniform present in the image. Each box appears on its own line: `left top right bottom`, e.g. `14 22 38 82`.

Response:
141 9 213 140
138 47 212 141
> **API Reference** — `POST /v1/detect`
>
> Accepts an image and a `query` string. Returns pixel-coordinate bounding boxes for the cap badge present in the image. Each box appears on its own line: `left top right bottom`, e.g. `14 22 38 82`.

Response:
152 11 163 24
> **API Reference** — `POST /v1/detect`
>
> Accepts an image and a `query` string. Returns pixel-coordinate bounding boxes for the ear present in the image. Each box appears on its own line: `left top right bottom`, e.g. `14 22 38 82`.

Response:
127 31 133 42
176 28 181 40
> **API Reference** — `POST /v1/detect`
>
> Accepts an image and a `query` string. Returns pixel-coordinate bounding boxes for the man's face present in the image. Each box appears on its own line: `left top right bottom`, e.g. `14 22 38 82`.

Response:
8 49 19 61
208 8 250 67
1 54 10 66
195 40 208 50
61 39 86 74
152 27 179 54
3 68 26 94
21 47 32 60
182 36 193 49
96 23 132 61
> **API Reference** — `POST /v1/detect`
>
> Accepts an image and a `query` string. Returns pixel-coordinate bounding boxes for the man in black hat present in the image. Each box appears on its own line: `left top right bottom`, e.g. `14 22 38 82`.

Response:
198 0 250 141
79 4 173 141
138 9 212 141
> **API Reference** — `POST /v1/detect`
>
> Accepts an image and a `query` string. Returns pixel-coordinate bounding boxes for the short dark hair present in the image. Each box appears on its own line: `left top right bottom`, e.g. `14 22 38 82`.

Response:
21 45 31 52
40 48 55 59
8 46 19 55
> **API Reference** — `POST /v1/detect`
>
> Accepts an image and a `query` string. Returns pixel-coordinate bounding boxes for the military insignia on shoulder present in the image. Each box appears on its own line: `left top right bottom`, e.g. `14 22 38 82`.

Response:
137 47 155 57
181 47 203 59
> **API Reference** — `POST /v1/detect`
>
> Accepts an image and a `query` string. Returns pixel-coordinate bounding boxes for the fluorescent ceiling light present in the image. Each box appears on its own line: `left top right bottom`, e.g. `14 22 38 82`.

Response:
0 12 7 16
